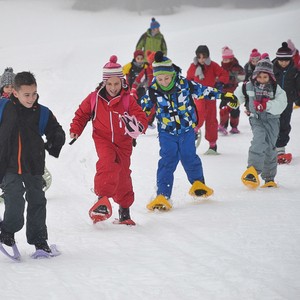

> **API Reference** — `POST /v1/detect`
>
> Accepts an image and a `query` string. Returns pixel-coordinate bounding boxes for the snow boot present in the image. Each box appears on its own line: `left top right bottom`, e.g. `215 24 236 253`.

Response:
204 143 219 155
35 241 51 253
0 224 15 247
118 206 136 225
229 127 240 134
195 128 202 148
189 180 214 198
261 180 277 188
241 166 260 188
276 147 285 156
147 195 172 211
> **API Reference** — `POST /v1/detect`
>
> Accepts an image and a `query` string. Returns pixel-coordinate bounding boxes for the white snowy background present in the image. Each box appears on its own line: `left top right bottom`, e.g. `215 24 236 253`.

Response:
0 0 300 299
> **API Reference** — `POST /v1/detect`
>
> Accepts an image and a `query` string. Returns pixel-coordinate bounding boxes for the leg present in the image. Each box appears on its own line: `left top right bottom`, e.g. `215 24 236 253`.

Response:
230 107 240 129
157 132 180 198
204 99 218 143
276 103 293 148
194 99 205 132
23 174 48 245
219 99 229 128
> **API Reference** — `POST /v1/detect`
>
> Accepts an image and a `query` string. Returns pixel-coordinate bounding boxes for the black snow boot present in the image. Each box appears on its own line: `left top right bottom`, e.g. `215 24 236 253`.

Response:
35 241 51 253
119 206 131 222
0 224 15 247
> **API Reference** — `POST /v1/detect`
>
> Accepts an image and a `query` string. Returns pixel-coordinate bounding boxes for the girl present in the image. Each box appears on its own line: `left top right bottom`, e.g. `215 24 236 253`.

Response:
235 57 287 188
70 56 148 225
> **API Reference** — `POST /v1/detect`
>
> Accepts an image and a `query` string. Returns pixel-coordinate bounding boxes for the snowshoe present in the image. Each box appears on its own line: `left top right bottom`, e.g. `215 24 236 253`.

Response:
277 153 292 164
261 181 277 188
42 166 52 192
31 244 61 259
189 180 214 198
204 146 219 155
218 125 228 135
241 166 260 188
146 195 172 211
0 193 4 202
89 196 112 223
229 128 240 134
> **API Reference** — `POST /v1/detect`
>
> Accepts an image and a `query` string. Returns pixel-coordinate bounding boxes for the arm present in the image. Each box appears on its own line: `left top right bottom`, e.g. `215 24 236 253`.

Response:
186 63 195 81
266 85 287 115
128 95 148 133
136 33 145 51
234 82 246 105
141 90 155 117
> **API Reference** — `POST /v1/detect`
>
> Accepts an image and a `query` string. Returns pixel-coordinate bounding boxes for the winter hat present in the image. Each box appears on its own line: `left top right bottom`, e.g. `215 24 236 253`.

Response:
261 53 270 60
222 46 234 59
276 42 293 60
152 51 175 77
150 18 160 30
195 45 210 57
134 50 144 59
287 39 296 56
249 48 261 61
252 57 276 81
103 55 124 82
0 67 15 89
146 50 156 65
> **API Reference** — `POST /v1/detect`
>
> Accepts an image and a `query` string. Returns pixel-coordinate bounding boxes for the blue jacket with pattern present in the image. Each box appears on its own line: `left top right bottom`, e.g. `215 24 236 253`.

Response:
141 74 222 135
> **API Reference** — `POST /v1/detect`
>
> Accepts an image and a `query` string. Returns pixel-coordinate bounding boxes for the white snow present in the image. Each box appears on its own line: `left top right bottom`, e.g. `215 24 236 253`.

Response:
1 0 300 299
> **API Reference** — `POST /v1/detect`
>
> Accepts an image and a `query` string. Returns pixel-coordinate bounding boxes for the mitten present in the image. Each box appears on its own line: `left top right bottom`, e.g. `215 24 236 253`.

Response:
215 81 224 92
220 105 232 117
253 101 267 112
120 112 144 139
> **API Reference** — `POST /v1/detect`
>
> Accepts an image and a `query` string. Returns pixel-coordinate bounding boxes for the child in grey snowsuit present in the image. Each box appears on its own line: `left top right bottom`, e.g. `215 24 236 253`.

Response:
235 57 287 186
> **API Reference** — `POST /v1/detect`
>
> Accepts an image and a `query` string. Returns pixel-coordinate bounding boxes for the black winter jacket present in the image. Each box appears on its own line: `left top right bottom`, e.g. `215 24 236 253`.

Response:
0 95 65 181
273 60 300 105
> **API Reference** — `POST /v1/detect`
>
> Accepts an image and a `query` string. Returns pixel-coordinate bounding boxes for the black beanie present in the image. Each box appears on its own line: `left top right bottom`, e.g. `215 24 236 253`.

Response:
276 42 293 60
195 45 210 57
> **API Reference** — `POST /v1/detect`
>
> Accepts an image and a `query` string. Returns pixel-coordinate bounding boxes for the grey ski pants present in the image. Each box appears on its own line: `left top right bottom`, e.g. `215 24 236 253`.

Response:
2 172 48 245
247 117 280 182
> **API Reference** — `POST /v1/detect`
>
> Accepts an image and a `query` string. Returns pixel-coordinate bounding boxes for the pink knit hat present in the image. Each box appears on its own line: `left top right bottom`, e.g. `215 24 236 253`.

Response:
287 39 296 56
103 55 124 82
249 48 261 62
222 46 234 59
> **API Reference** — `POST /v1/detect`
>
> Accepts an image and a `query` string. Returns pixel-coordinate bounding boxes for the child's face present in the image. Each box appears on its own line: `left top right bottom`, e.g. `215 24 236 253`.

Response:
278 60 290 69
135 55 144 64
151 27 160 36
256 72 270 84
106 76 122 97
156 74 173 87
222 58 232 63
3 84 14 97
13 84 37 108
197 53 207 65
251 59 260 66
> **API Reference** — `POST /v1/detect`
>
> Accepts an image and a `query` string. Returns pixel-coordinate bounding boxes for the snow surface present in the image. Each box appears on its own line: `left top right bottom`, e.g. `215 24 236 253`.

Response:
1 0 300 299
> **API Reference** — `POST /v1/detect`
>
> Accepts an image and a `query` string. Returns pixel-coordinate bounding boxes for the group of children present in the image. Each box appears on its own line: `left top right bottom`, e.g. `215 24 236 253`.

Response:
1 35 299 257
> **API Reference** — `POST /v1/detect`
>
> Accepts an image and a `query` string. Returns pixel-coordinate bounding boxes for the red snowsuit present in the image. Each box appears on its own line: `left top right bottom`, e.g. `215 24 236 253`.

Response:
186 59 229 143
70 87 148 208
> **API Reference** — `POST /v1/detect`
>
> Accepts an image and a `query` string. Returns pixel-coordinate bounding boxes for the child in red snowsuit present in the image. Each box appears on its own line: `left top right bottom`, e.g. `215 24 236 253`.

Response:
70 55 148 225
186 45 229 154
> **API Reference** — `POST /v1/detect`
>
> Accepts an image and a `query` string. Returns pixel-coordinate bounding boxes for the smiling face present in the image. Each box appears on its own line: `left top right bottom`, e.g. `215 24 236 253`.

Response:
156 74 173 88
105 76 122 97
256 72 270 84
3 84 14 97
13 84 37 108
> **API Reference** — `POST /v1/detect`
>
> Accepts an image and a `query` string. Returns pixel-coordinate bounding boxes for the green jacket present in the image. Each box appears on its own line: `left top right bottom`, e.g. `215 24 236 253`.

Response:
136 29 167 61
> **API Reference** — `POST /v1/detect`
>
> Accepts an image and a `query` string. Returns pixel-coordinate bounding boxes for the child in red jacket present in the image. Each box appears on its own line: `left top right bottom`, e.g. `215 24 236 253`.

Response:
70 55 148 225
186 45 229 154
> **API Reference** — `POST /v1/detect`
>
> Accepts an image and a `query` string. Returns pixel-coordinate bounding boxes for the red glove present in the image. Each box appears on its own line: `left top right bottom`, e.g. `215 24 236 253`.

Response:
220 105 232 117
253 100 267 112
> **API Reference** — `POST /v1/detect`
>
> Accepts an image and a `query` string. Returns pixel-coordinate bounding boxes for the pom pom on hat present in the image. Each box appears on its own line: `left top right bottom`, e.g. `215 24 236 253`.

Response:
134 50 144 59
276 42 293 60
287 39 296 56
103 55 124 82
146 51 156 65
222 46 234 59
249 48 261 61
252 56 276 82
152 51 175 77
195 45 210 57
0 67 15 89
150 18 160 30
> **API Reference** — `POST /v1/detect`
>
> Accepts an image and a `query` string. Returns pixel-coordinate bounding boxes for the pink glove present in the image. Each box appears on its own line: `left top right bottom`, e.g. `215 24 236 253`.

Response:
220 105 232 117
253 101 267 112
120 112 144 139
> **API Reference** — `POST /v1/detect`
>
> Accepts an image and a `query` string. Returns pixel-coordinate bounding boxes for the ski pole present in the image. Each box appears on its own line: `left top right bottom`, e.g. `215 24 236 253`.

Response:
69 138 77 145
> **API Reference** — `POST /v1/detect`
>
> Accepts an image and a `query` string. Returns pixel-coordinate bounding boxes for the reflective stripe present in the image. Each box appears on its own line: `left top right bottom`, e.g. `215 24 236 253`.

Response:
18 133 21 174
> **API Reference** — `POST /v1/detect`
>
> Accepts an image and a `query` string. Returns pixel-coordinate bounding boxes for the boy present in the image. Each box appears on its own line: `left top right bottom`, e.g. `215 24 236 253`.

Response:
0 72 65 253
141 51 234 210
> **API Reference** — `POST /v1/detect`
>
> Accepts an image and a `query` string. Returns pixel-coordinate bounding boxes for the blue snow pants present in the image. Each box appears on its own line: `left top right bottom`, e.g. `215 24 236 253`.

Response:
157 129 204 198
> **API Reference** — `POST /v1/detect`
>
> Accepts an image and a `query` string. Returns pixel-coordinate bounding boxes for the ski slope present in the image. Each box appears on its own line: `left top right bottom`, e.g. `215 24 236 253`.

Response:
0 1 300 299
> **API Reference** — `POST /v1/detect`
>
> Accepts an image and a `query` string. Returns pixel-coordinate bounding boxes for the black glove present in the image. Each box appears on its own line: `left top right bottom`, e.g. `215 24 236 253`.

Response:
45 131 65 158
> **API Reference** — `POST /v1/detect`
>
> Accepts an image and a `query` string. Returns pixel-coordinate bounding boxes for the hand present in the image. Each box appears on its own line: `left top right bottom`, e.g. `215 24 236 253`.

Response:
222 93 239 109
253 101 267 112
120 112 144 139
215 81 224 92
70 133 79 139
220 105 232 117
262 97 270 103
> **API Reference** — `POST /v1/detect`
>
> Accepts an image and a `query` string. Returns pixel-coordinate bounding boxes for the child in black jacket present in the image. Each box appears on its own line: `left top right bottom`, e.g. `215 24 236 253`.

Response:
0 72 65 254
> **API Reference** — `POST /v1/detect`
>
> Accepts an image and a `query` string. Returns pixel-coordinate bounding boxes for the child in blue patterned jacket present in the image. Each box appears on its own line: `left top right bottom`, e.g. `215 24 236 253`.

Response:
141 51 234 210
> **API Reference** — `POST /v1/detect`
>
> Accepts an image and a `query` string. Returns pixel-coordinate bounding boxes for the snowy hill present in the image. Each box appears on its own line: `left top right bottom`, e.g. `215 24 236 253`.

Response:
0 0 300 299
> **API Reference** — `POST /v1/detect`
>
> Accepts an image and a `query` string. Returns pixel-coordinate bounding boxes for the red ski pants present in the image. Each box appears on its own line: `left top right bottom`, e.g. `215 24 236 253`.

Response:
194 98 218 143
93 136 134 208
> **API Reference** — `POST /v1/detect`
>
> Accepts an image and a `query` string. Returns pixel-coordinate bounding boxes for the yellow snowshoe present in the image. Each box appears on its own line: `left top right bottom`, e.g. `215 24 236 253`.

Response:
189 180 214 198
241 166 260 188
146 195 172 211
261 181 277 188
